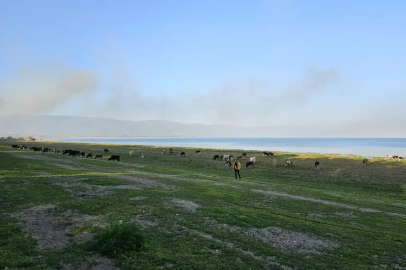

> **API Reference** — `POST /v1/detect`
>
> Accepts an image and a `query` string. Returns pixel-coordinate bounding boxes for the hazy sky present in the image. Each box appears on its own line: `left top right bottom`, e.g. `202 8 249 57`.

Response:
1 1 405 135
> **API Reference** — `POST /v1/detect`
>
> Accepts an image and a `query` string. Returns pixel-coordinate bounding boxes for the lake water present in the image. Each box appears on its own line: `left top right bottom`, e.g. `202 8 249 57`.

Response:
48 137 406 157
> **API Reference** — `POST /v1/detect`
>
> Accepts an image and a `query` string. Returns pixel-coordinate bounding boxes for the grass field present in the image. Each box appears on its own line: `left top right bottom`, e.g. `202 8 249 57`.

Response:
0 141 405 270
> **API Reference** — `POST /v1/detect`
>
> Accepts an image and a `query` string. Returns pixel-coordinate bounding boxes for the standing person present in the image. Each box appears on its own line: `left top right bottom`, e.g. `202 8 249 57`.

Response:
233 159 241 179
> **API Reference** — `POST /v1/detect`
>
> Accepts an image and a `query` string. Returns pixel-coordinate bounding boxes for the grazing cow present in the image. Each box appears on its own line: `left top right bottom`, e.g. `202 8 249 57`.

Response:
11 144 18 149
108 155 120 162
263 152 270 156
86 153 93 158
222 155 230 161
104 149 109 153
229 156 234 162
140 153 144 158
393 155 399 161
42 147 50 154
246 161 255 168
80 152 86 158
169 149 174 154
226 161 232 168
272 159 277 167
180 152 186 157
242 153 247 157
285 160 293 167
386 155 393 160
94 154 103 159
213 155 220 160
237 155 243 159
129 150 134 156
69 150 81 157
362 159 369 165
162 150 166 155
399 157 404 160
249 157 257 163
196 150 201 155
315 161 320 170
63 149 72 155
30 147 42 155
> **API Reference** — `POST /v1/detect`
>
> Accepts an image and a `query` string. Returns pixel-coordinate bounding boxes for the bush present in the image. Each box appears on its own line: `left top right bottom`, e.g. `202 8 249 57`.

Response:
91 223 144 258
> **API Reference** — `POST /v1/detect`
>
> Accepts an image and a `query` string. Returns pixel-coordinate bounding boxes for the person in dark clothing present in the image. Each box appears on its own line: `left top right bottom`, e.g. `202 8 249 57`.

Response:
233 160 241 179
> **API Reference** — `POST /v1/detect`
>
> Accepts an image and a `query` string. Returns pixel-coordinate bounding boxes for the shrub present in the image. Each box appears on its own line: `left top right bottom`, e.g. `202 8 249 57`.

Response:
90 222 144 258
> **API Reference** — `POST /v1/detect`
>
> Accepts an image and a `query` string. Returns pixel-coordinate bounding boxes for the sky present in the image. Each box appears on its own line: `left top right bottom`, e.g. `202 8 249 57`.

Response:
0 0 405 136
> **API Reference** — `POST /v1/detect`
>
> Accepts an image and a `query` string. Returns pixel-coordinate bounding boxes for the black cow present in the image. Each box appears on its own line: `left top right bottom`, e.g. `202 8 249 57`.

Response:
213 155 220 160
94 154 103 159
104 149 109 153
69 150 81 157
30 147 42 154
86 153 93 158
196 150 201 154
11 144 18 149
226 161 232 168
108 155 120 161
80 151 86 157
180 152 186 157
242 153 247 157
63 150 73 155
315 161 320 170
246 161 255 168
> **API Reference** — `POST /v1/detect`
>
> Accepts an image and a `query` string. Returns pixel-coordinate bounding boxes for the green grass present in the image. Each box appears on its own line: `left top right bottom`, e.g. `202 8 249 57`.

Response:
0 141 405 269
90 222 144 258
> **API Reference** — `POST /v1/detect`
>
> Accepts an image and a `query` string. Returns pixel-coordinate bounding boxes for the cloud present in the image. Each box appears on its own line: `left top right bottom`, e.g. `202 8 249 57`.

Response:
0 63 99 116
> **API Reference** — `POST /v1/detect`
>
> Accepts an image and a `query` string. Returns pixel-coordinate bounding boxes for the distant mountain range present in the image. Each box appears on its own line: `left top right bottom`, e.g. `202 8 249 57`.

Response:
0 115 403 138
0 115 323 138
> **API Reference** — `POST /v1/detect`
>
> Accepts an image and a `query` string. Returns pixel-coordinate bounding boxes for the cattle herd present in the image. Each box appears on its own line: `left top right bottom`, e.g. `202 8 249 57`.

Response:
10 144 405 170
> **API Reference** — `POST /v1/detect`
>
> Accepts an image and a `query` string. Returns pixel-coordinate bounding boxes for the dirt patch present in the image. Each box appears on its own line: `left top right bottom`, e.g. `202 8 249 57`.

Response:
253 189 406 218
393 202 406 207
167 224 294 269
48 162 82 171
52 179 115 197
203 218 338 255
11 205 106 250
171 198 200 213
247 227 339 255
61 254 119 270
109 174 174 190
131 215 159 228
12 153 50 160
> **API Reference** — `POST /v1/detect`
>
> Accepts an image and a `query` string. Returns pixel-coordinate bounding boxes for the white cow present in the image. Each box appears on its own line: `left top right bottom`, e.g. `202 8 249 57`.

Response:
162 150 166 155
249 157 257 163
140 153 144 158
129 150 134 156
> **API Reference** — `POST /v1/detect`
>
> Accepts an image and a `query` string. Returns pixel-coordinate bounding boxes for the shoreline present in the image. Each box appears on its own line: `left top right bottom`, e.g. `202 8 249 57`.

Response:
38 139 405 158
